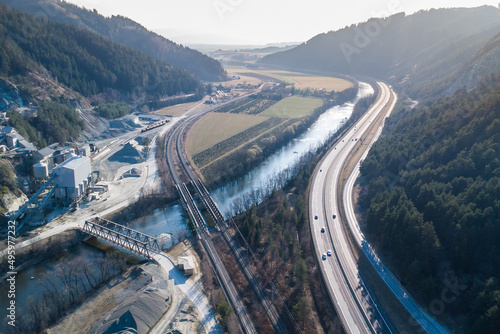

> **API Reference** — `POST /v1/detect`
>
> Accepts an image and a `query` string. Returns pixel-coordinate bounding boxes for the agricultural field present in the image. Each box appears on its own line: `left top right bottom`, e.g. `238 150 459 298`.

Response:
186 112 269 155
260 96 323 118
153 100 207 117
228 68 354 91
220 73 264 88
192 117 287 169
214 97 278 115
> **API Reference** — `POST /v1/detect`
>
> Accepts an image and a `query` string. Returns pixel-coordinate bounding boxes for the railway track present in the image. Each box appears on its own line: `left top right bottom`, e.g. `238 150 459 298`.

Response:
164 99 257 334
163 89 296 333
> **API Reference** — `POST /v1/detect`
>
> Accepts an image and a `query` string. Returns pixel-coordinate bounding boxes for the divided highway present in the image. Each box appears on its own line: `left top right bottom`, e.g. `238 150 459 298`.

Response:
310 82 451 334
343 99 452 333
309 82 395 333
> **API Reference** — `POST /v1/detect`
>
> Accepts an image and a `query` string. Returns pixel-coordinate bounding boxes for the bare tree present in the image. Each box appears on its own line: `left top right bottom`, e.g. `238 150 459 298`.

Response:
226 313 239 334
40 275 66 313
25 296 46 332
80 258 98 288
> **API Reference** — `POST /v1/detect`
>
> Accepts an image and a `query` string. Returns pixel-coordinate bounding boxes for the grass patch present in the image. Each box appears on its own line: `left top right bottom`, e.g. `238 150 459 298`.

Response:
260 96 323 118
186 112 269 156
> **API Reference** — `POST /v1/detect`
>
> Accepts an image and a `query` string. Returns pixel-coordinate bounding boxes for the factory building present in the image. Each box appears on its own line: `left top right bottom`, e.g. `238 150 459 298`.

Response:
53 156 91 202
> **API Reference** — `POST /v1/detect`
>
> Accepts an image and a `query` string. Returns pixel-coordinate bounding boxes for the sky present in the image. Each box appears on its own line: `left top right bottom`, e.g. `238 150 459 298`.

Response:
66 0 499 45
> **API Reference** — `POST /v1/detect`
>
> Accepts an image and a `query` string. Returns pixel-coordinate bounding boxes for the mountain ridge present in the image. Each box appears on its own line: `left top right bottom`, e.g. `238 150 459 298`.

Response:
0 3 203 105
260 6 500 99
1 0 226 82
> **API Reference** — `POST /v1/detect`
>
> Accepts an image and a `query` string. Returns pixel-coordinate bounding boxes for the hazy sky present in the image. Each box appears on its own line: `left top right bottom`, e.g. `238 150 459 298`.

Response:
66 0 499 45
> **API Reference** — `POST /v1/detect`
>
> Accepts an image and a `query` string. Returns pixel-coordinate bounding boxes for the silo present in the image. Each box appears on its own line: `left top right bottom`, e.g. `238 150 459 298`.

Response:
33 162 49 179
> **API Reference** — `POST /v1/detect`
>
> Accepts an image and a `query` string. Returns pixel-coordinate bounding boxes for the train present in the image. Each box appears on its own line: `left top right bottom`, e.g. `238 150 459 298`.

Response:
141 119 168 133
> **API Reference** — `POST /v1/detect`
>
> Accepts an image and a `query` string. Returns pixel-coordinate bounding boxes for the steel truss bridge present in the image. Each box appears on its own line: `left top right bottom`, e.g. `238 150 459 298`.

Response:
82 217 160 258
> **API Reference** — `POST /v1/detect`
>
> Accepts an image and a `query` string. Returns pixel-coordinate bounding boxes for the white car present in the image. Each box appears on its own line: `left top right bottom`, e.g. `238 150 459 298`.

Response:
327 250 332 256
322 253 327 260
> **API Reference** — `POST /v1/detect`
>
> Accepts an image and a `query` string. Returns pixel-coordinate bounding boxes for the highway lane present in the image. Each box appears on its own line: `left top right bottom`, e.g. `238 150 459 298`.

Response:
343 94 452 333
310 82 395 333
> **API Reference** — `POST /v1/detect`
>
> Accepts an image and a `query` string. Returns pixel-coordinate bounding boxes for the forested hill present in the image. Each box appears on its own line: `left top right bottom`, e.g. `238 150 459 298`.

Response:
0 3 202 100
359 73 500 332
260 6 500 100
1 0 226 82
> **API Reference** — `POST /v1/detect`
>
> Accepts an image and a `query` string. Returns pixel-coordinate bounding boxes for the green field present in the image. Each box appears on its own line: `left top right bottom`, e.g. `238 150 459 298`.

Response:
260 96 323 118
186 112 269 155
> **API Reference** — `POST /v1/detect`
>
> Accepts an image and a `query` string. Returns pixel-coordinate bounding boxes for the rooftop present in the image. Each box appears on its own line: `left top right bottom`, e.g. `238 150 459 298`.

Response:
54 156 90 170
37 146 54 158
19 139 35 149
0 126 14 134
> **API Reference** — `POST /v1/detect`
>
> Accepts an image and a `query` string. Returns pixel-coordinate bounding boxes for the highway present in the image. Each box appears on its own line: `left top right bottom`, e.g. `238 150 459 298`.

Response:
309 82 396 333
343 96 452 333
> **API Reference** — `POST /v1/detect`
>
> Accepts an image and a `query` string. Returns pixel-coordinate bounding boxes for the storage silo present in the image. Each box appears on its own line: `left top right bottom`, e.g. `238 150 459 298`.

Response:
33 162 49 179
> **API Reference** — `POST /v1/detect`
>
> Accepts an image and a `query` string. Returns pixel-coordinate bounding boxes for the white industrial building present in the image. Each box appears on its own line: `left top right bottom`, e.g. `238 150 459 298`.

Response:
123 114 140 124
177 256 194 276
53 156 91 202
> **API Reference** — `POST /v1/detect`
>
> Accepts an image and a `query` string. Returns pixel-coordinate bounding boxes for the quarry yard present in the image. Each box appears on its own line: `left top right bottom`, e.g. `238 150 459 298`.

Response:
47 241 218 334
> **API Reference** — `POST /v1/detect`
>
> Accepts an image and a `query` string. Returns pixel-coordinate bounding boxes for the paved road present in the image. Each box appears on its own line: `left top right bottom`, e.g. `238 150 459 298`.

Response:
309 82 395 333
343 91 452 334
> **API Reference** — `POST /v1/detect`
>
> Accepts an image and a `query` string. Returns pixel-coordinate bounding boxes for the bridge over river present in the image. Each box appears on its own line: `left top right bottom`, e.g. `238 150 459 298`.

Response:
81 217 160 259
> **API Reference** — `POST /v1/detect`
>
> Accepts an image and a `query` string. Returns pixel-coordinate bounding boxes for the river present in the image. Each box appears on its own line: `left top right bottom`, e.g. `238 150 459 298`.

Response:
212 82 374 215
0 242 104 317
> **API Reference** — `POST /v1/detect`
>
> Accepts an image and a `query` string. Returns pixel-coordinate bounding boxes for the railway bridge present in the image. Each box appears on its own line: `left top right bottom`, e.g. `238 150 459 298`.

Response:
81 217 160 259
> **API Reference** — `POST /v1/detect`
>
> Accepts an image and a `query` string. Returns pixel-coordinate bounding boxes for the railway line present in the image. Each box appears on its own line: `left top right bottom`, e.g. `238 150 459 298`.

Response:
163 88 296 333
164 94 262 334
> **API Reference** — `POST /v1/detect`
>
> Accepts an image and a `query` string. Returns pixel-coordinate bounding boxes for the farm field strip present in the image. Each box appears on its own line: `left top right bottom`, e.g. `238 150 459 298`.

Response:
198 117 299 172
186 112 269 155
260 96 323 118
230 68 354 91
193 117 286 168
153 100 208 117
214 97 278 115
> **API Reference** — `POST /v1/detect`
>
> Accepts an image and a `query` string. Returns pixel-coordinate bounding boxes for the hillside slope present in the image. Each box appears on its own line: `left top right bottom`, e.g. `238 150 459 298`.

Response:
359 73 500 332
444 32 500 95
0 3 202 103
260 6 500 99
1 0 226 82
